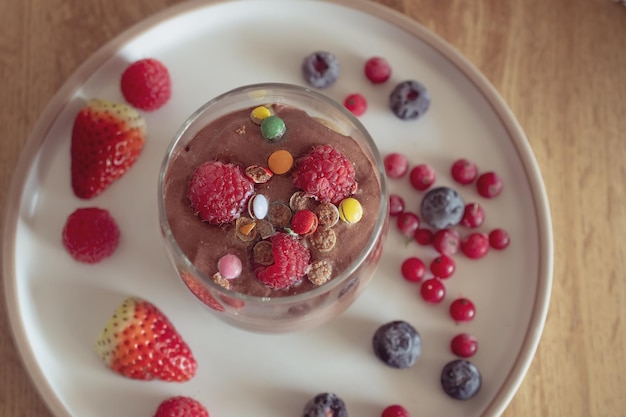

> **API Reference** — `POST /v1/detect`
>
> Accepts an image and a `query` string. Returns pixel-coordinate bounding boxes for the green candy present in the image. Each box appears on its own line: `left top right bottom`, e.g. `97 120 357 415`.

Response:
261 115 286 142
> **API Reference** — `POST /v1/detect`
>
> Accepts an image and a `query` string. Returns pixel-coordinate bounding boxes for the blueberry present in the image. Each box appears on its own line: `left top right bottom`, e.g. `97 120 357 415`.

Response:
302 51 340 89
389 80 431 120
302 392 348 417
372 320 421 369
440 359 482 400
420 186 464 230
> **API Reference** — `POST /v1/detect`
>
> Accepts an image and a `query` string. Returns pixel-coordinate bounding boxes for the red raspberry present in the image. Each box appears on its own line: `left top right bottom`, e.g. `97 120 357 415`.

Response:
344 93 368 116
62 207 120 264
188 161 254 225
120 58 171 111
154 396 209 417
293 145 357 204
255 233 311 289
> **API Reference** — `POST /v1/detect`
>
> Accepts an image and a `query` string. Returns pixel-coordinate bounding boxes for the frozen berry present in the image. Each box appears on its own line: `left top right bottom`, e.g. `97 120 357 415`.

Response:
414 228 433 246
450 333 478 358
154 396 209 417
372 320 422 368
62 207 120 264
303 392 348 417
460 203 485 228
344 93 367 116
255 233 311 290
409 164 436 191
384 153 409 178
476 171 503 198
293 145 356 205
441 359 482 400
302 51 340 89
461 232 490 259
396 211 420 237
120 58 171 111
420 278 446 303
449 297 476 322
432 228 460 256
389 194 405 216
389 80 431 120
401 257 426 282
420 186 465 230
188 161 254 225
381 404 410 417
451 158 478 185
364 57 392 84
489 228 510 249
430 255 455 279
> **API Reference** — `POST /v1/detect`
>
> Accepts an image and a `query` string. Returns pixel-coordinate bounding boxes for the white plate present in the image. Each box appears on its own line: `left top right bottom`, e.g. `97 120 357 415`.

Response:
2 0 553 416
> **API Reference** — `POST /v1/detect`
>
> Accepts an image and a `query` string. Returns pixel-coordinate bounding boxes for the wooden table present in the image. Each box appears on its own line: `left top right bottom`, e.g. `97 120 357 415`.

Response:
1 0 624 416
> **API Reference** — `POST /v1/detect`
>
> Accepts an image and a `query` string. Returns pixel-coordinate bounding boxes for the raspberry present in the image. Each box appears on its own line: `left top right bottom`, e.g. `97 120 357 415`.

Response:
153 396 209 417
188 161 254 225
120 58 171 111
62 207 120 264
292 145 357 204
255 233 311 290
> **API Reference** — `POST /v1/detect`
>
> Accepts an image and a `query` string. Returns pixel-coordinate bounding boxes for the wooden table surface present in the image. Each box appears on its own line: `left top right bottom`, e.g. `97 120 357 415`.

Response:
1 0 625 416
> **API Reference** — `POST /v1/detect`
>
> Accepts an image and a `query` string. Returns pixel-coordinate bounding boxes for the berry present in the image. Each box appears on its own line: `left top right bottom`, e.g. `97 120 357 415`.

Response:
476 171 503 198
372 320 422 368
460 203 485 228
303 393 348 417
302 51 340 89
188 161 254 225
409 164 436 191
401 257 426 282
383 153 409 178
420 278 446 303
461 232 490 259
414 228 433 245
364 56 392 84
62 207 120 264
344 93 367 116
396 211 420 237
489 228 510 249
450 333 478 358
255 233 311 290
71 99 146 199
432 228 460 256
441 359 482 400
449 297 476 322
450 158 478 185
293 145 357 205
389 194 405 216
94 297 197 381
420 186 465 230
120 58 171 111
430 255 455 279
154 396 209 417
381 404 410 417
389 80 431 120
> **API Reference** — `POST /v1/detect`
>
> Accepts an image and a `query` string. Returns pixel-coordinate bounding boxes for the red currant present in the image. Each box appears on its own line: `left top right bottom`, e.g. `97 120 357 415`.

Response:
344 93 367 116
430 255 456 279
401 257 426 282
420 278 446 303
389 194 405 216
460 232 489 259
364 56 392 84
409 164 436 191
460 203 485 228
414 228 433 246
381 404 410 417
384 153 409 179
450 333 478 358
432 228 460 256
449 297 476 322
489 228 510 250
396 212 420 237
450 158 478 185
476 171 503 198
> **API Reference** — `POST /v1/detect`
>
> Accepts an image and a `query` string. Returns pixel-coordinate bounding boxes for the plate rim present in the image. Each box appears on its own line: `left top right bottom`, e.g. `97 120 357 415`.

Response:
1 0 554 416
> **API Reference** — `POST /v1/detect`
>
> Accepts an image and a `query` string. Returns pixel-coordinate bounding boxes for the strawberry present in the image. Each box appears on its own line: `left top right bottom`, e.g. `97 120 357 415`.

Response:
71 99 146 199
120 58 172 111
154 396 209 417
62 207 120 264
95 297 197 382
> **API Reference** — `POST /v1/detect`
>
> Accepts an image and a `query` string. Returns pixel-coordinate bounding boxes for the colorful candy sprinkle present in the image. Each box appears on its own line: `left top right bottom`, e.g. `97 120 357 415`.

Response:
338 197 363 224
268 149 294 174
217 253 242 279
261 115 286 142
248 194 269 220
250 106 272 125
235 217 257 241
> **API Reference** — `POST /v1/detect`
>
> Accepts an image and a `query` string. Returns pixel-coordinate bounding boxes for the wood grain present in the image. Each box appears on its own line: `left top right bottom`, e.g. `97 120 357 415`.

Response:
1 0 625 416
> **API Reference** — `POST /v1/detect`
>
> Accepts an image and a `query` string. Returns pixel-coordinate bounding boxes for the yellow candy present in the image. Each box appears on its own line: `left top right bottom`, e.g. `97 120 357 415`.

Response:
268 149 294 175
250 106 272 125
338 197 363 224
